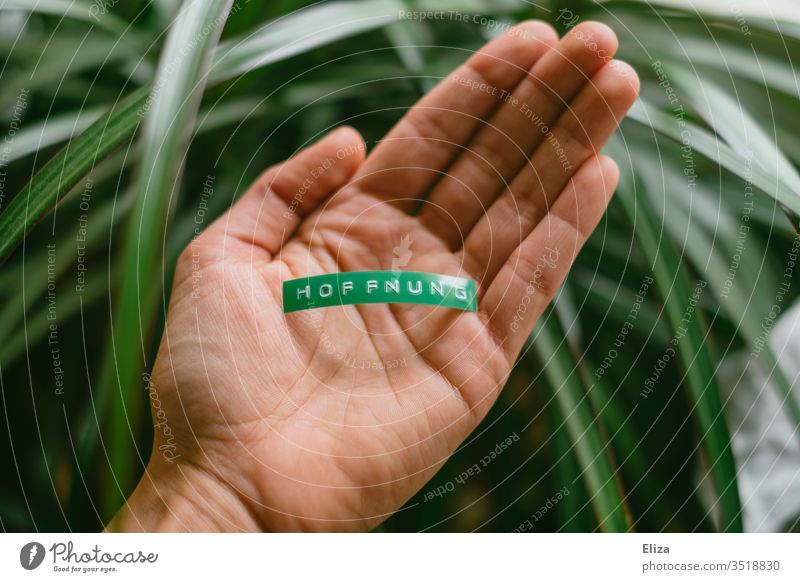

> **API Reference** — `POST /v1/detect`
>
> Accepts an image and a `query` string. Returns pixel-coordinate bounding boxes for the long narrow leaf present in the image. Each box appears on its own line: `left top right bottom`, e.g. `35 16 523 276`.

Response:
1 0 130 35
626 98 800 227
670 68 800 194
0 0 408 264
0 86 149 261
639 151 800 439
608 135 744 531
209 0 402 83
101 0 234 515
5 106 104 163
529 315 631 532
642 68 800 433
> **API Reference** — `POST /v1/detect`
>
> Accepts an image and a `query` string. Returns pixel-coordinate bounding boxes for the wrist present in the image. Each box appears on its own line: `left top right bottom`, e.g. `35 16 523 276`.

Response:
107 452 262 532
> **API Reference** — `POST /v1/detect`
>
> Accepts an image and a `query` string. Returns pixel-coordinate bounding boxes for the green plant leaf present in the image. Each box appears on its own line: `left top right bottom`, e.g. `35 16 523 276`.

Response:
0 96 273 368
587 371 681 530
544 386 597 532
626 97 800 229
0 34 140 106
0 85 149 261
0 0 131 35
209 0 402 83
0 0 408 264
637 148 800 439
570 267 667 347
607 135 744 531
670 68 800 192
100 0 235 515
4 106 105 163
641 66 800 433
528 314 631 532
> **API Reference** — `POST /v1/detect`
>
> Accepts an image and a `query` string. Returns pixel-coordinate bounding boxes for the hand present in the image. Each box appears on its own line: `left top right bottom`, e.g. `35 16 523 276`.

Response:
110 20 639 532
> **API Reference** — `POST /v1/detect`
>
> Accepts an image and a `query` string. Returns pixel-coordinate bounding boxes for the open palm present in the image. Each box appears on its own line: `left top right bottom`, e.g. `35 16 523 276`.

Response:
116 20 639 532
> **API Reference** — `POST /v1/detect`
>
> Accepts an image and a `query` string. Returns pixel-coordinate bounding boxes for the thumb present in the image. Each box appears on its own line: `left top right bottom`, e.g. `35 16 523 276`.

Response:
203 126 365 258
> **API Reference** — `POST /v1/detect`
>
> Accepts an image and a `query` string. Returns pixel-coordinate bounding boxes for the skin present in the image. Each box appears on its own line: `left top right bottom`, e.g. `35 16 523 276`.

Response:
109 20 639 532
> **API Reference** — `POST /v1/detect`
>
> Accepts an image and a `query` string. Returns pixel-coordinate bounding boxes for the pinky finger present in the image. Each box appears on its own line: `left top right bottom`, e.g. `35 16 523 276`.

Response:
479 154 620 361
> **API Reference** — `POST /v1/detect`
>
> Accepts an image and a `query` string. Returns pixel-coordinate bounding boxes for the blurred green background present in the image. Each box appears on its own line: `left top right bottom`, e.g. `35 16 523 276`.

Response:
1 0 799 532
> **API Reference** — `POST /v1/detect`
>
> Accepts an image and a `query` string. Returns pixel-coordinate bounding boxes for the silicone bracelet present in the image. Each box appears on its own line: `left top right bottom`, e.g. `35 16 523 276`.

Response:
283 271 477 313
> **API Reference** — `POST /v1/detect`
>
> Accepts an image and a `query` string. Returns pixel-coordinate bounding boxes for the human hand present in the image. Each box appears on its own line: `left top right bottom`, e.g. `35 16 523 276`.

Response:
110 20 639 532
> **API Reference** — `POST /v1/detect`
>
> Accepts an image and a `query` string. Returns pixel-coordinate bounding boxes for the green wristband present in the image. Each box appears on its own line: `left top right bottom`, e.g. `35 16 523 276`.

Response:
283 271 477 313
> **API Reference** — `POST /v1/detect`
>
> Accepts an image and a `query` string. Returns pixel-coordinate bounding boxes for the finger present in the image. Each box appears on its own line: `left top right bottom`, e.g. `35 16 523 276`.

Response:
418 21 619 248
200 126 365 258
461 60 639 285
351 20 558 210
479 155 620 361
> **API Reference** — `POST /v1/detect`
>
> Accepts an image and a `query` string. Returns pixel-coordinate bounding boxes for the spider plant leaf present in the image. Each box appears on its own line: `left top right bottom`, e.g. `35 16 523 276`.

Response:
544 388 597 532
0 0 131 36
0 0 407 264
626 97 800 227
608 135 744 531
587 372 680 530
570 267 667 347
626 36 799 98
0 85 149 262
4 106 105 163
0 34 139 106
529 315 631 532
0 269 110 366
0 96 271 369
641 151 800 437
599 0 800 35
670 68 800 192
209 0 403 82
101 0 234 515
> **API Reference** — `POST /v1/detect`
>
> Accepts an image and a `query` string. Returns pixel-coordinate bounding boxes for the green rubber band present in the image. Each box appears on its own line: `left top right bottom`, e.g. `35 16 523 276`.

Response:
283 271 477 313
